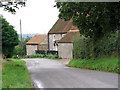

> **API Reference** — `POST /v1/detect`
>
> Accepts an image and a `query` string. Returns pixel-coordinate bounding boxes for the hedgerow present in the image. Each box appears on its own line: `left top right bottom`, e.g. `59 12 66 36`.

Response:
73 30 119 59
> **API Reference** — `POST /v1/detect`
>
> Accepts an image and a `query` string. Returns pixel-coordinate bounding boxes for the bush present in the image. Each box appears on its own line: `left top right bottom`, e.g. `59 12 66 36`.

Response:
23 54 62 59
73 30 119 59
12 55 18 59
23 54 45 58
39 54 45 58
3 47 15 58
14 46 26 57
58 56 62 59
47 54 55 59
73 35 94 59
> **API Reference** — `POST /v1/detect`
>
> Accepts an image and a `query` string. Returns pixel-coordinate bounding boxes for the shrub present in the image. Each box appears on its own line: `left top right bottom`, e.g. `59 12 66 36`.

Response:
58 56 62 59
24 55 29 58
23 54 45 58
23 54 62 59
14 46 26 57
12 55 18 59
39 54 45 58
47 54 55 59
73 30 119 59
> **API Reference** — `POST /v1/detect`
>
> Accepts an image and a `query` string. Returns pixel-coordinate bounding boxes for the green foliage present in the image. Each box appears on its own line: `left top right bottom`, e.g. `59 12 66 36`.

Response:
46 54 62 59
58 56 62 59
73 30 119 59
1 1 26 14
73 35 94 59
23 54 62 59
68 56 119 73
14 46 26 57
2 59 32 88
1 16 19 58
12 55 17 59
13 36 31 57
55 2 120 39
24 54 45 58
46 54 55 59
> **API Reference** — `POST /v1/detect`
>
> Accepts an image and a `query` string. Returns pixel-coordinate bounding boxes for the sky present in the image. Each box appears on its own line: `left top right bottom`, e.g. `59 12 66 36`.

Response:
0 0 59 34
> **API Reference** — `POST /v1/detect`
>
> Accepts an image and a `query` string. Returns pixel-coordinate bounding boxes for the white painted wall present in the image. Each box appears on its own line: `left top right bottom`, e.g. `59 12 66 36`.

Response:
49 33 66 51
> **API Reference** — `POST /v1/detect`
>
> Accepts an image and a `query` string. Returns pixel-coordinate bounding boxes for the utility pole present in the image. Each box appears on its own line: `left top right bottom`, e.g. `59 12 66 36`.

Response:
20 19 22 46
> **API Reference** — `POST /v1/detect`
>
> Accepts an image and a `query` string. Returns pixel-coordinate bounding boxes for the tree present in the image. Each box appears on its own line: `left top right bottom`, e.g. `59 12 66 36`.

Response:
1 16 19 58
0 1 26 14
55 2 120 39
14 36 31 57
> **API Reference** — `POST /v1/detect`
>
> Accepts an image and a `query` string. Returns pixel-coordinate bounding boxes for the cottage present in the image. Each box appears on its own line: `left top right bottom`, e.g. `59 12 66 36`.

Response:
48 19 77 51
26 35 47 55
58 30 79 59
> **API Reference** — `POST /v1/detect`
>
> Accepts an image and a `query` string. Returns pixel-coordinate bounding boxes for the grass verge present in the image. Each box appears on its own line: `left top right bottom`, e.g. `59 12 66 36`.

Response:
2 58 33 88
68 56 119 73
0 73 1 89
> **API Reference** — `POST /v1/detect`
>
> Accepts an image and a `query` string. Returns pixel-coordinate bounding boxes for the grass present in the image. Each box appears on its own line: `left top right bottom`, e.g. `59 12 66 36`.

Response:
68 56 119 73
2 58 33 88
0 60 2 90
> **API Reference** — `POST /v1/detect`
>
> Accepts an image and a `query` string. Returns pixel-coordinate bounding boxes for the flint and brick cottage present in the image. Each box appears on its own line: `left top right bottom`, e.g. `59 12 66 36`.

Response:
48 19 79 59
26 35 48 55
48 19 78 51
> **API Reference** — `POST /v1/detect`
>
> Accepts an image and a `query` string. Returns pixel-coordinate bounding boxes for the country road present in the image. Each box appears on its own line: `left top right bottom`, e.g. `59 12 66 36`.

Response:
22 58 118 88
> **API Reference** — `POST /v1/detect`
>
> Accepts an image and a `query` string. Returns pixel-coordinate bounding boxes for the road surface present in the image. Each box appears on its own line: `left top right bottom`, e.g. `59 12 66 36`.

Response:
22 58 118 88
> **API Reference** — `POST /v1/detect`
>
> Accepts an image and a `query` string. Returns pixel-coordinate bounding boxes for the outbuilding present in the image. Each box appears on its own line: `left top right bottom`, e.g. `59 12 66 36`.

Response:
58 30 79 59
26 34 47 55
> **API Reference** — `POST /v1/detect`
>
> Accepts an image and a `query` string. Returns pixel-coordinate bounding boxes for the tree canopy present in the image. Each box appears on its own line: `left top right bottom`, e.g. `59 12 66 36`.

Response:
55 2 120 39
1 16 19 57
0 1 26 14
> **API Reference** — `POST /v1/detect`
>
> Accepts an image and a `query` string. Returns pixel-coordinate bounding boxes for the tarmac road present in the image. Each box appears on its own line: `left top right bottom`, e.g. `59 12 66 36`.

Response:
22 58 118 88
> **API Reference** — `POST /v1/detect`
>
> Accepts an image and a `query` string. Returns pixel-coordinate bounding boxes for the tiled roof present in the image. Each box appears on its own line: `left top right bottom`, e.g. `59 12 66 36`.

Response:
58 30 80 43
48 19 78 34
26 34 47 44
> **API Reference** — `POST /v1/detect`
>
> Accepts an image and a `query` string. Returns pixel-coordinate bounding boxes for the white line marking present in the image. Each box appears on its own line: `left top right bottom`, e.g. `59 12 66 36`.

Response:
34 80 44 88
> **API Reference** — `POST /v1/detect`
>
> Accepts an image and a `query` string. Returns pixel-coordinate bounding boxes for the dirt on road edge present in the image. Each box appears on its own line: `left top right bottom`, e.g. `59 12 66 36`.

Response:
58 59 71 65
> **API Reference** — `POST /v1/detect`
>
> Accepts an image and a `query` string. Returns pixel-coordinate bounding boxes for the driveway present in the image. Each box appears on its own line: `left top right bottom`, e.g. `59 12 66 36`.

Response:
22 58 118 88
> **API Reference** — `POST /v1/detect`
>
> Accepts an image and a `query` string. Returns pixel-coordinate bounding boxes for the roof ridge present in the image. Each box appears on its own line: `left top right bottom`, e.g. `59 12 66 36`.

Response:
68 30 79 32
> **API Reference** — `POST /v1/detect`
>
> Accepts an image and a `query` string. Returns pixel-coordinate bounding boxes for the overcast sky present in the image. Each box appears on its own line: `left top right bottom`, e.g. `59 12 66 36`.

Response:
0 0 59 34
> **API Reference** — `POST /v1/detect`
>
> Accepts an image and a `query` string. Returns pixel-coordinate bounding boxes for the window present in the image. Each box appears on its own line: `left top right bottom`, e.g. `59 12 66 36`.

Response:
53 34 55 41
